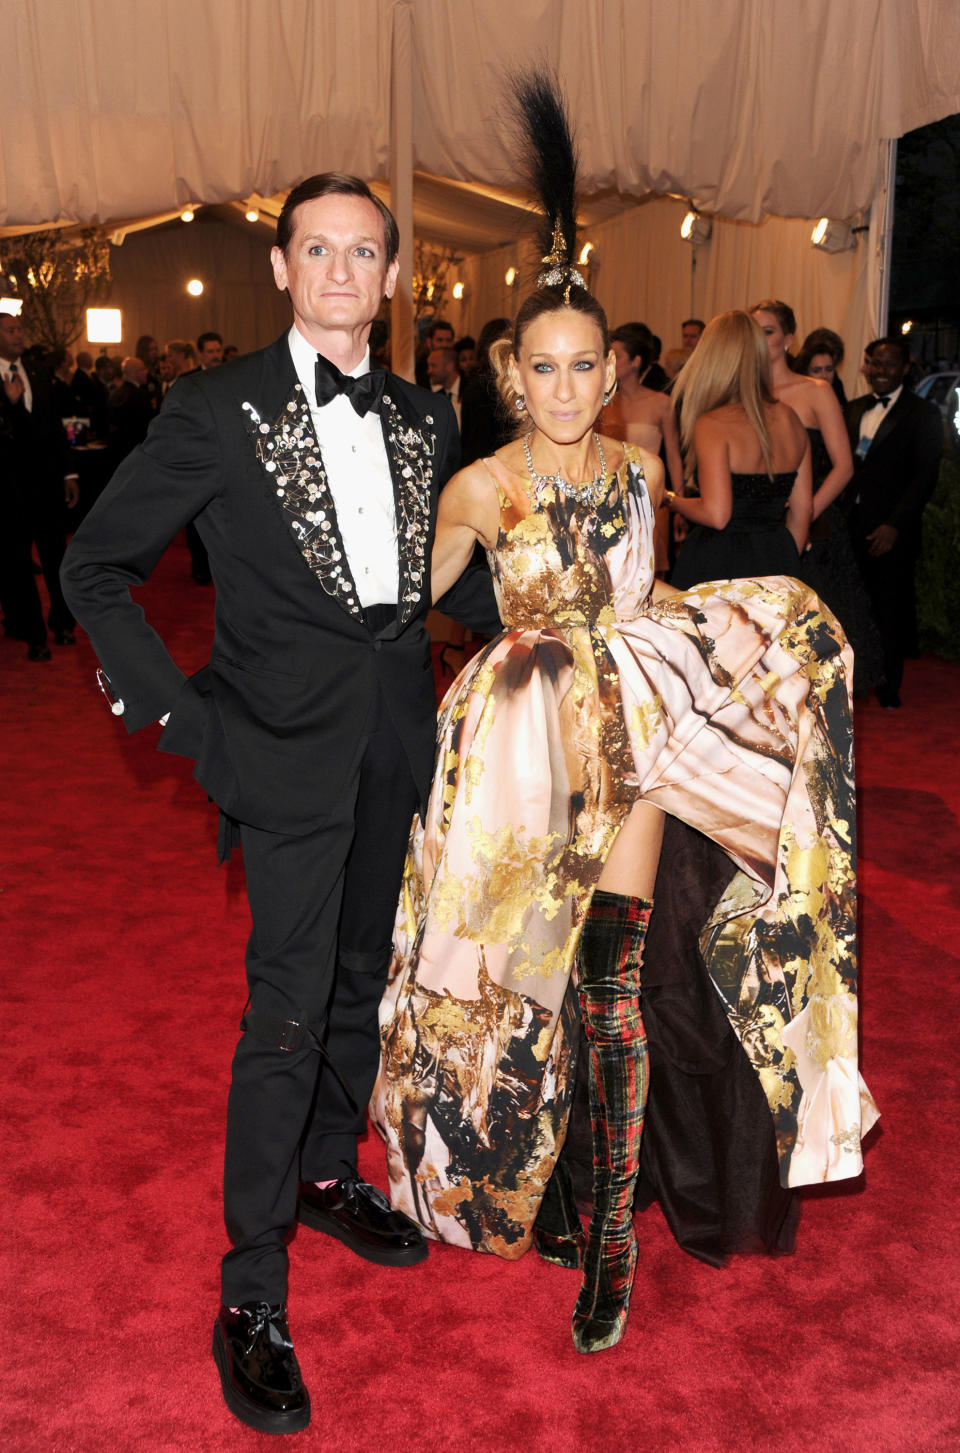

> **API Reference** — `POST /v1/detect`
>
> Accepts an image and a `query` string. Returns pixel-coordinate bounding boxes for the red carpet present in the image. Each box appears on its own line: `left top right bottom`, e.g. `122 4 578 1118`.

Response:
3 542 959 1451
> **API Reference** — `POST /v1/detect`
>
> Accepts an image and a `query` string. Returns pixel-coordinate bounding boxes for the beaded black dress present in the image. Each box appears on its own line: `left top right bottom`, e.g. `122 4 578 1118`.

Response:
670 470 801 588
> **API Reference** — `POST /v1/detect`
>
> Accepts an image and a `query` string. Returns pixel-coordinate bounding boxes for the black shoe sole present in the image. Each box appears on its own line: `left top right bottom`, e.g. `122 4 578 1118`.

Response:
297 1202 429 1266
211 1323 310 1434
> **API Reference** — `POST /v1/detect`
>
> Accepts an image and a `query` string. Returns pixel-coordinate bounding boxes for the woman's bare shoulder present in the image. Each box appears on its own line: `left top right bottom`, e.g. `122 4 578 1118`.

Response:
438 460 501 547
442 459 501 515
696 405 740 435
769 397 809 438
492 438 528 477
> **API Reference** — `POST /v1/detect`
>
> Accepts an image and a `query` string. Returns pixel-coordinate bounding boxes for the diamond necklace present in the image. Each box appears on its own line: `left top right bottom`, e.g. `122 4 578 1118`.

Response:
522 430 610 506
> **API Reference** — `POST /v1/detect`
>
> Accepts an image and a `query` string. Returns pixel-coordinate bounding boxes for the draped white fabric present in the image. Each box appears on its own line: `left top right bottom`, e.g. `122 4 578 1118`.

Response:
2 0 394 226
3 0 960 229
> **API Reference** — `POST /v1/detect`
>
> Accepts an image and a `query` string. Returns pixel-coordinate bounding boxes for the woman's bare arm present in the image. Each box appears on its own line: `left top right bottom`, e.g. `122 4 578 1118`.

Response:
667 415 732 528
430 463 500 603
785 432 813 554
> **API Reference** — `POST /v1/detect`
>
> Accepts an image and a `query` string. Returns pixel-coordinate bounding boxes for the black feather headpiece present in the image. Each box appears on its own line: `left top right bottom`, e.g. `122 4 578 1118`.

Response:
508 67 585 289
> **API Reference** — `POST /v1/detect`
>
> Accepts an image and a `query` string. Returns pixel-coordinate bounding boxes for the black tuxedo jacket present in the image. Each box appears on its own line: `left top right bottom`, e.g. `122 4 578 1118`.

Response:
62 334 500 835
1 361 71 503
843 388 942 540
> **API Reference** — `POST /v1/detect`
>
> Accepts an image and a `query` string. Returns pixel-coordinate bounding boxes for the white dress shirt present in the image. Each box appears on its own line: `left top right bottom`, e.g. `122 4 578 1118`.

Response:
432 374 461 427
287 325 398 607
858 384 902 444
1 357 33 411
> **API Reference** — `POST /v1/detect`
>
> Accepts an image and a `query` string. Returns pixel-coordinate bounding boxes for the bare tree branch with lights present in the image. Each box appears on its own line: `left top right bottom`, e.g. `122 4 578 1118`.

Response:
412 242 461 324
0 229 112 351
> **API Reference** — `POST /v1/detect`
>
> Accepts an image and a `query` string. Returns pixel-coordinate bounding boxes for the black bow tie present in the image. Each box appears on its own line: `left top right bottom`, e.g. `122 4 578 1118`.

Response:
868 393 891 408
314 354 385 416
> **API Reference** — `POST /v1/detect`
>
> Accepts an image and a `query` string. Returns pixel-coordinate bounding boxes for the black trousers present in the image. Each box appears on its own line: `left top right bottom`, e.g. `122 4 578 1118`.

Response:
853 532 917 696
0 494 74 645
220 680 420 1305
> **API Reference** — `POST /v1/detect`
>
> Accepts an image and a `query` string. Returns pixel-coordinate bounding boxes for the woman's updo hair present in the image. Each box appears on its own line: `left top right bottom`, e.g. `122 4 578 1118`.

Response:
490 283 610 429
749 298 797 339
795 327 845 376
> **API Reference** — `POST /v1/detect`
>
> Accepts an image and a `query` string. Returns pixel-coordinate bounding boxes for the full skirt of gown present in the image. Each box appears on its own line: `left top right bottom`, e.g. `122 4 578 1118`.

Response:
372 446 877 1259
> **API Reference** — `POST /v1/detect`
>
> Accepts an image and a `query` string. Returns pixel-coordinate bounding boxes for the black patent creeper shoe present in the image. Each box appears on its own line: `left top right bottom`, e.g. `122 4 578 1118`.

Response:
298 1177 428 1267
212 1302 310 1434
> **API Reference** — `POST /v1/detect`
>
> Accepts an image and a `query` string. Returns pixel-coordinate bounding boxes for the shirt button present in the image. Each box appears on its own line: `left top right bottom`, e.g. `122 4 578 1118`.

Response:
373 640 382 652
358 507 365 515
364 566 370 574
351 445 357 453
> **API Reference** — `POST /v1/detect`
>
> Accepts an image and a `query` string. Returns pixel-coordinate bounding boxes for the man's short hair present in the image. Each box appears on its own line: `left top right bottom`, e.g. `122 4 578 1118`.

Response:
429 319 453 340
865 336 910 366
197 331 223 352
681 318 706 332
429 346 458 379
275 173 399 262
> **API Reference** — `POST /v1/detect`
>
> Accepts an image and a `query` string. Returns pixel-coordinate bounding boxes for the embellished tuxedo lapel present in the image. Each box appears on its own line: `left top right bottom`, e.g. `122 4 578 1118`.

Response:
380 384 435 625
241 383 363 621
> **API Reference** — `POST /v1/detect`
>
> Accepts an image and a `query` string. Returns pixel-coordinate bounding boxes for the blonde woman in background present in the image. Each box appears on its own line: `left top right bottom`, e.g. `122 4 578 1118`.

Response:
668 310 811 587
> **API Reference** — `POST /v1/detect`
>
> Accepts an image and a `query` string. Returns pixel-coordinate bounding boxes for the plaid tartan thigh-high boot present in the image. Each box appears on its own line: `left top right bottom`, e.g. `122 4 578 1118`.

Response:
571 889 651 1354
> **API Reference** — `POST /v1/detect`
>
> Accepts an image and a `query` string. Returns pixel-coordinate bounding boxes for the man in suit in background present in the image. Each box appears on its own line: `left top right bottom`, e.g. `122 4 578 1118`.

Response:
680 317 705 352
106 355 154 466
0 311 79 659
74 350 109 438
844 335 942 707
427 343 462 425
197 330 224 369
62 173 497 1435
415 316 454 385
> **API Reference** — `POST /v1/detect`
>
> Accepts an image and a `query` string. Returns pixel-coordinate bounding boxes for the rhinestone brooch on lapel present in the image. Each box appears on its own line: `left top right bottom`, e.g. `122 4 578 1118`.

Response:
381 394 435 621
242 387 361 617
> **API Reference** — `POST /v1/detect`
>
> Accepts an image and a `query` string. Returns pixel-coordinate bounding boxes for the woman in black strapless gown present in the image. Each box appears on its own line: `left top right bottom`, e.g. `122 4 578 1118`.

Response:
668 311 811 588
751 302 882 694
670 467 802 585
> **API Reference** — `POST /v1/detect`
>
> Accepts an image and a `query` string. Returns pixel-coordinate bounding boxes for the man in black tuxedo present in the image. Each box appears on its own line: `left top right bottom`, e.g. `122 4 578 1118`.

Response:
61 174 498 1435
106 356 154 465
0 311 79 659
844 336 942 707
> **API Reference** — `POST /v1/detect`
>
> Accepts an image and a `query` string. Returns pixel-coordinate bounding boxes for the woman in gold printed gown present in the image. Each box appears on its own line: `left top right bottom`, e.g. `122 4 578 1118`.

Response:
372 278 877 1352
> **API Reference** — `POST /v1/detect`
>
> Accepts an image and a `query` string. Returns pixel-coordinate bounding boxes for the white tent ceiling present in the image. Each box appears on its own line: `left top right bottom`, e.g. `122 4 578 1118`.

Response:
4 0 960 238
4 0 960 384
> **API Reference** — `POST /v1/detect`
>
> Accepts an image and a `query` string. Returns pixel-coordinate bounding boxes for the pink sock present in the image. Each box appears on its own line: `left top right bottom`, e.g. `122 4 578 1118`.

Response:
314 1179 337 1188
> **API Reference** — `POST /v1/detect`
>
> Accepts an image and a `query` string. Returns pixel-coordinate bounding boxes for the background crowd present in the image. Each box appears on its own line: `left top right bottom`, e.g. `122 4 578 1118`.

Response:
0 299 949 708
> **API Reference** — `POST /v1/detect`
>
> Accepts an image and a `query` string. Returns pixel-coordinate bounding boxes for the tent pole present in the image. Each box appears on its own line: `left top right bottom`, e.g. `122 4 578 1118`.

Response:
390 1 415 382
876 137 897 336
